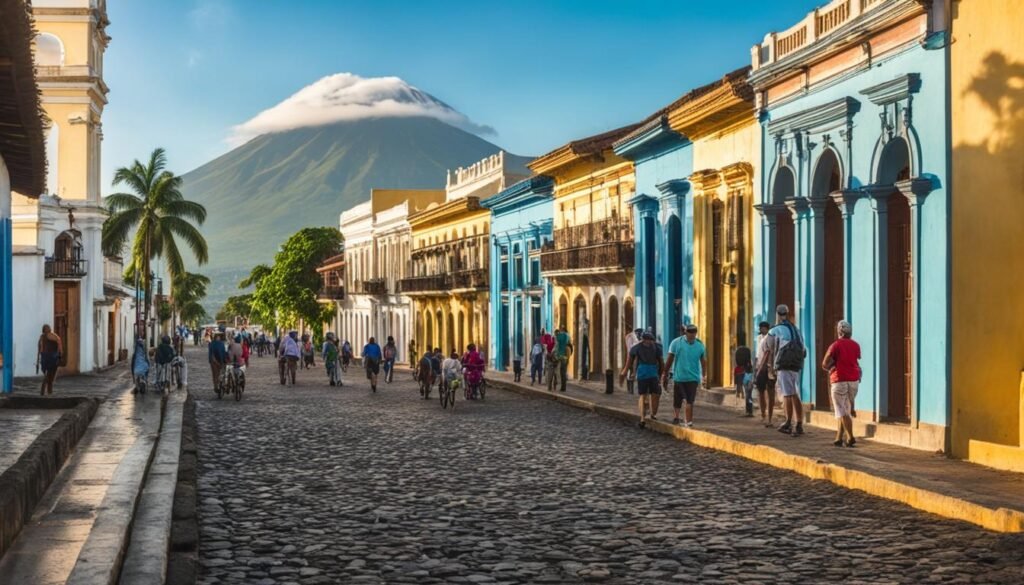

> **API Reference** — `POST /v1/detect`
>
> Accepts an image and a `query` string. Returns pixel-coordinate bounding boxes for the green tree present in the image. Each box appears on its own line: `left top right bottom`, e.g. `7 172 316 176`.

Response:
178 301 209 328
251 227 342 336
101 148 209 331
239 264 272 289
216 294 256 324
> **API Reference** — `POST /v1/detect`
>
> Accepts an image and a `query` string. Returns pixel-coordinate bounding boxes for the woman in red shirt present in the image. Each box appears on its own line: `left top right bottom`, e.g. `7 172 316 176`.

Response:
822 320 861 447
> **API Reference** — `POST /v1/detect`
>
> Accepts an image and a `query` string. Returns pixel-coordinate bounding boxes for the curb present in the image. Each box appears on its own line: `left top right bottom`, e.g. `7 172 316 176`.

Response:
0 396 100 559
491 380 1024 533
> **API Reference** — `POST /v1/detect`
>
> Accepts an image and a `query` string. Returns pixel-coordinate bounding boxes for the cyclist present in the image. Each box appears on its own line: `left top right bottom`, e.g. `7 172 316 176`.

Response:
323 332 341 386
417 350 435 396
363 336 383 392
441 351 462 399
430 347 443 388
208 332 228 393
227 334 247 393
382 336 398 383
278 331 301 385
341 339 353 371
462 343 485 399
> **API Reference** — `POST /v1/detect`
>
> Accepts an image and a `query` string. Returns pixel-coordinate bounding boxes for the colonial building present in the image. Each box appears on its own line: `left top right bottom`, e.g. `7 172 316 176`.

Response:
948 0 1024 472
0 0 47 392
10 0 130 376
532 127 638 382
750 0 951 451
401 152 529 357
614 68 758 387
481 175 555 371
327 188 445 358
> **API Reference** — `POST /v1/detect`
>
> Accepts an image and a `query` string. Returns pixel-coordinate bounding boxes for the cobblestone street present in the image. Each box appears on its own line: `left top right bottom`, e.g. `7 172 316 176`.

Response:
193 348 1024 584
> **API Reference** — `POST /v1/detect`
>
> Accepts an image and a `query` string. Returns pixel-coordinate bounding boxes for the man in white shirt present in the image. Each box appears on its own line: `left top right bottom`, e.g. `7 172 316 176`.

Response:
753 321 775 427
764 305 805 437
624 328 642 394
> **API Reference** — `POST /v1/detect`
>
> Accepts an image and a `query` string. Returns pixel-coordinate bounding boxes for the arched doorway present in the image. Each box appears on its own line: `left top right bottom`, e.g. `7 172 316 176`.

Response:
458 310 466 357
447 311 456 354
641 216 657 329
772 168 796 317
558 294 568 331
666 215 683 334
424 311 433 352
591 293 604 377
710 199 725 386
608 296 620 378
573 294 587 379
623 298 634 338
435 309 443 351
813 150 844 410
880 138 913 422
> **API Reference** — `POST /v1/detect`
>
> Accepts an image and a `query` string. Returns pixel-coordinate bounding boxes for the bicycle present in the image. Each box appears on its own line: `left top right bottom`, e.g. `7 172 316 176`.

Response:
326 358 342 387
279 355 297 386
419 370 434 399
439 375 457 410
230 364 245 401
171 356 185 391
155 362 172 395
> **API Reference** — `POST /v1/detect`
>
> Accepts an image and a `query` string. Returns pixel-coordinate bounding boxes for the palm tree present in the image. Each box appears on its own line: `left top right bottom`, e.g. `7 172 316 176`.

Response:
102 148 208 333
171 271 210 329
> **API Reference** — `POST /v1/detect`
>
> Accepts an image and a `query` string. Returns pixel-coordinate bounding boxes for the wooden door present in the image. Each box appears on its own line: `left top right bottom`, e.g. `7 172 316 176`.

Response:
887 195 912 421
818 199 845 409
591 295 603 376
711 202 724 386
776 211 795 315
53 282 79 374
107 311 116 366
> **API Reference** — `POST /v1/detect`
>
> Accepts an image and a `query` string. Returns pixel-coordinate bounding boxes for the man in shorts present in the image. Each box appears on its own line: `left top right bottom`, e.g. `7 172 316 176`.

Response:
663 324 706 427
766 304 806 437
624 328 642 394
620 331 663 427
753 321 776 427
362 336 383 392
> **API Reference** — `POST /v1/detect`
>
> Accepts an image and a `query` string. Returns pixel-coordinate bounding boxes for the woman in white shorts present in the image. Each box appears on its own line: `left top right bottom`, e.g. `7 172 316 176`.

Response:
821 320 862 447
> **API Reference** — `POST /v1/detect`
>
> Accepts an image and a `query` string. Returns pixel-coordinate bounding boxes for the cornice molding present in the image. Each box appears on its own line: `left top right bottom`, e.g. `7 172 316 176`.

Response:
656 179 692 199
613 116 687 160
481 175 554 214
767 96 859 136
860 73 922 106
667 81 755 140
407 196 484 229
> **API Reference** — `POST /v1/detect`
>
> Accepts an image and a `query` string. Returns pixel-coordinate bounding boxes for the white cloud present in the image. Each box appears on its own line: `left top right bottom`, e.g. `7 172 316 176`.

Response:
229 73 495 146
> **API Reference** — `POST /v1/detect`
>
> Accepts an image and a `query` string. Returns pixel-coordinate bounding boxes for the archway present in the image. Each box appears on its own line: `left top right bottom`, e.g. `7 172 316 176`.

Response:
558 294 568 331
710 199 726 386
424 310 433 352
666 215 683 334
435 309 443 351
573 294 587 379
641 216 657 329
623 298 634 338
458 310 466 357
591 293 604 377
772 167 796 316
813 150 845 410
608 296 620 378
883 144 913 421
447 312 456 354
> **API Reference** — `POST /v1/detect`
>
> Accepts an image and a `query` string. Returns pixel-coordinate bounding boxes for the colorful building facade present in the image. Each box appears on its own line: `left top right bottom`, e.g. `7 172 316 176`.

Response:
482 175 555 371
0 3 47 392
532 127 638 381
750 0 951 451
948 0 1024 471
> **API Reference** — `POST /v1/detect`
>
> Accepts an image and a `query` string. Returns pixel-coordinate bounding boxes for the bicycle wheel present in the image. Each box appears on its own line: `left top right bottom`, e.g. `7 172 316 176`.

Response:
479 380 486 401
215 374 223 399
439 384 447 409
234 374 243 401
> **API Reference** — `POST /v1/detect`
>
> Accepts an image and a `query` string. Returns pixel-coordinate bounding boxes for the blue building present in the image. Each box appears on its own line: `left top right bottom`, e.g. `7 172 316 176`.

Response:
613 115 693 340
482 176 555 371
750 0 950 450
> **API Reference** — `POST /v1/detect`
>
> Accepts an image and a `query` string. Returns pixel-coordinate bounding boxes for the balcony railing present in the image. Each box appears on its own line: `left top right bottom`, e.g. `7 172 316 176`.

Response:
753 0 889 69
103 257 125 286
540 241 635 273
319 285 345 300
45 257 88 279
361 278 387 295
35 65 97 79
451 268 488 290
550 217 633 251
397 275 449 294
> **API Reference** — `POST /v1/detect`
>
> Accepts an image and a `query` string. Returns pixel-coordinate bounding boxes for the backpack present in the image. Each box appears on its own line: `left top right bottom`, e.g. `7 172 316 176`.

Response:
774 322 806 371
384 345 396 360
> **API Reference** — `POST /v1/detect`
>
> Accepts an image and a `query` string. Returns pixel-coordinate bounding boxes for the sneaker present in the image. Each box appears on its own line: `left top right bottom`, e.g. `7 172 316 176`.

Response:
650 415 658 421
833 439 844 447
794 424 804 436
845 438 857 448
638 420 646 428
685 421 694 428
777 422 792 433
672 417 680 425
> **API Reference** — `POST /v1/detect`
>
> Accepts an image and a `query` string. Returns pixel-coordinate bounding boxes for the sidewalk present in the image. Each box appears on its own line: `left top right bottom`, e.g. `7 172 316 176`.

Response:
0 366 170 585
488 371 1024 533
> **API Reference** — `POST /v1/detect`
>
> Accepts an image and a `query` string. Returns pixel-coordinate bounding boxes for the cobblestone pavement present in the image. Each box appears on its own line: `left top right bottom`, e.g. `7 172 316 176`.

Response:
193 349 1024 584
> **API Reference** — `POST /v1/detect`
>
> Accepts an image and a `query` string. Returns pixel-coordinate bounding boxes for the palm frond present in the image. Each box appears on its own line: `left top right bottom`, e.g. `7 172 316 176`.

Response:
161 198 207 224
158 222 187 280
161 215 209 266
103 192 144 213
101 206 143 257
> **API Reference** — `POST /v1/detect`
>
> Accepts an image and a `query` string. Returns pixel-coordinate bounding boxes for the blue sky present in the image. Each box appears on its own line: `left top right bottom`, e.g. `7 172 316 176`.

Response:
101 0 816 189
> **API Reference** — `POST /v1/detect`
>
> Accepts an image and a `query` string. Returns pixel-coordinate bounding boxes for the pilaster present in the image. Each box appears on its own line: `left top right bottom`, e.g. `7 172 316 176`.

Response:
896 177 933 427
865 185 892 419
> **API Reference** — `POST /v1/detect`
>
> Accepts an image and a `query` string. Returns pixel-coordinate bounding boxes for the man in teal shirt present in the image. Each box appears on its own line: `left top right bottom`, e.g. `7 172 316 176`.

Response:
662 324 706 427
554 327 573 392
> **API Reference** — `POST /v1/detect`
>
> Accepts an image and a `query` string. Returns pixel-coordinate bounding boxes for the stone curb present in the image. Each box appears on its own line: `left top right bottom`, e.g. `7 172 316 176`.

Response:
0 396 100 559
491 380 1024 533
118 391 188 585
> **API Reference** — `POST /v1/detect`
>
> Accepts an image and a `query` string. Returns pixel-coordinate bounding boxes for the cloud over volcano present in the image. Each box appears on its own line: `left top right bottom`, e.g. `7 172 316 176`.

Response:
229 73 494 145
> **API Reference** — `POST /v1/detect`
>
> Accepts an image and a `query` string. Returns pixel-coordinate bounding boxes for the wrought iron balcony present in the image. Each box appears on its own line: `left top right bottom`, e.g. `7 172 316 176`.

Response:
319 285 345 300
540 241 635 273
451 268 488 291
397 275 450 294
45 257 88 279
361 278 387 295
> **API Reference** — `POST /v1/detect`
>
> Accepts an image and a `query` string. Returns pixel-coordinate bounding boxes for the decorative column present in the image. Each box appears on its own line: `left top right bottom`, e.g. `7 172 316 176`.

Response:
807 197 828 402
629 193 660 330
753 203 783 325
830 189 864 320
656 179 692 330
784 197 811 401
896 177 933 427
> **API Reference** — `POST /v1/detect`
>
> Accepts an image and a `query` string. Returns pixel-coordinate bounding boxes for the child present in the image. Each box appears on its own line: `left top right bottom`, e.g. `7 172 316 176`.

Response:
529 339 544 385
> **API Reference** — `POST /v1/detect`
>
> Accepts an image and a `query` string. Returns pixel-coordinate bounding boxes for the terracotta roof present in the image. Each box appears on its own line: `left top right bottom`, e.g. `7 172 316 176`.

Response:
528 123 640 175
0 0 47 197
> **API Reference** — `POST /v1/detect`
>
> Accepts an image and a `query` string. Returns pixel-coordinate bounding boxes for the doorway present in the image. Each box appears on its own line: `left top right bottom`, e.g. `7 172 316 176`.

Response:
107 311 116 366
711 200 725 387
887 192 912 421
608 296 619 378
53 281 79 374
814 151 844 410
666 215 683 334
591 293 603 377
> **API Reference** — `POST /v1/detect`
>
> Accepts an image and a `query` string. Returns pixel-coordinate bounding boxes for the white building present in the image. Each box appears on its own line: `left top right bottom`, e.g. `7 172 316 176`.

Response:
9 0 133 376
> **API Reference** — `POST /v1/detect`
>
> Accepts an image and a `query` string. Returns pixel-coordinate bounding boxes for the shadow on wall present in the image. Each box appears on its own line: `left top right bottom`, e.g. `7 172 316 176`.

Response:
953 50 1024 452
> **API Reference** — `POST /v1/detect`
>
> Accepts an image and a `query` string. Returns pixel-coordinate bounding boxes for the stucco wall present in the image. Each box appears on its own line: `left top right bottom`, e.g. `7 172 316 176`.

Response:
950 0 1024 459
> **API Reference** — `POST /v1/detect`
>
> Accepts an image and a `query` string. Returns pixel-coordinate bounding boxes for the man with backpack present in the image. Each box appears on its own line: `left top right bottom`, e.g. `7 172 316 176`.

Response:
765 304 806 437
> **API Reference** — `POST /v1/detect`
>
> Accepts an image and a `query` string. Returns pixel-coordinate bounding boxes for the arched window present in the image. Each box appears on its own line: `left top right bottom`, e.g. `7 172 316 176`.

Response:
35 33 65 66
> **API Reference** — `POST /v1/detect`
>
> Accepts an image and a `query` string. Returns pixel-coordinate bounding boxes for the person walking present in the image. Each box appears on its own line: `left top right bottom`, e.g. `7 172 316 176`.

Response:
408 339 418 371
621 331 663 427
529 337 544 385
544 344 561 393
753 321 776 427
554 326 573 392
363 336 383 392
822 320 861 447
765 304 806 437
277 331 301 385
37 324 63 396
512 347 523 383
624 327 642 394
208 332 228 391
735 343 754 416
322 332 342 386
663 324 707 427
383 336 398 383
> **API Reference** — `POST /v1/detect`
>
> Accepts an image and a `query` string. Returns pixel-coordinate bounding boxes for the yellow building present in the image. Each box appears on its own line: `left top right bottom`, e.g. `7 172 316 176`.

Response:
669 69 759 387
950 0 1024 471
10 0 130 376
532 126 638 381
401 153 528 356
